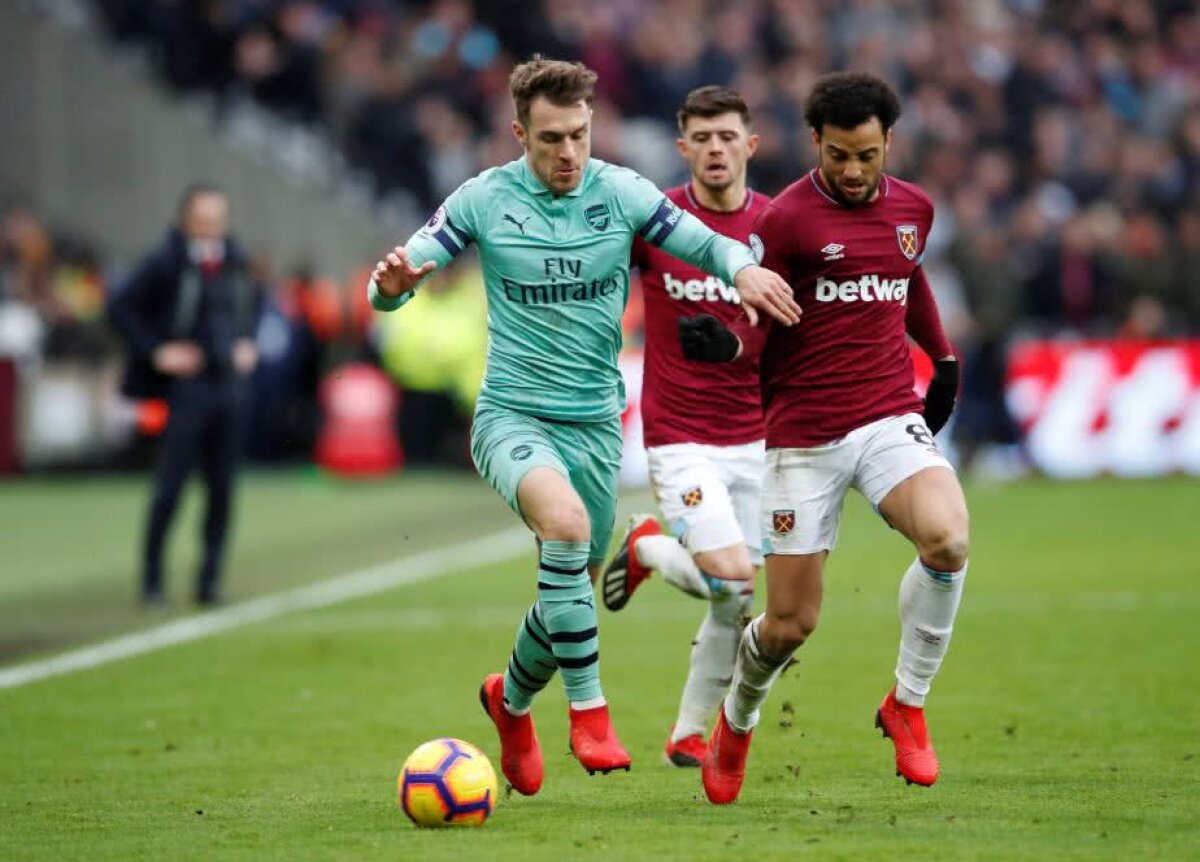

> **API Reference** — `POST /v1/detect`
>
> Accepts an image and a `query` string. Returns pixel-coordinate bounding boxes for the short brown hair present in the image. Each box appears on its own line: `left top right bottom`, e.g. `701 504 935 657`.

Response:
676 85 752 134
509 55 598 127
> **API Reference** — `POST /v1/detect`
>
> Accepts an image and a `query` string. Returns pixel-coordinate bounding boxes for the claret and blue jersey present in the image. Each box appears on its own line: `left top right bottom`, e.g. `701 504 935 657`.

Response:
737 169 952 448
371 156 757 423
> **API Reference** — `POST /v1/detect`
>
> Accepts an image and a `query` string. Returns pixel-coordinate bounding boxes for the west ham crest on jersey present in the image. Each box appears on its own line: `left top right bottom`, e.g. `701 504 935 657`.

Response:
896 224 919 260
772 510 795 534
681 486 703 508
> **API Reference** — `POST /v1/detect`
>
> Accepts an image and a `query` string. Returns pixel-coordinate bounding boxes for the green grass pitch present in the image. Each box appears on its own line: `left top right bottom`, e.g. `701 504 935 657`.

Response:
0 473 1197 860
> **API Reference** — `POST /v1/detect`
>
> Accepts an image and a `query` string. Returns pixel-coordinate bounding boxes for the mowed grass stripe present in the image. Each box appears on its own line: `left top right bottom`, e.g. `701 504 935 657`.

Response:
0 527 531 692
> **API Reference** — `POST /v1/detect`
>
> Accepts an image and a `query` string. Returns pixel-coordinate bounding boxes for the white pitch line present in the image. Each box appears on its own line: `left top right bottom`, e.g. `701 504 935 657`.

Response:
0 527 533 692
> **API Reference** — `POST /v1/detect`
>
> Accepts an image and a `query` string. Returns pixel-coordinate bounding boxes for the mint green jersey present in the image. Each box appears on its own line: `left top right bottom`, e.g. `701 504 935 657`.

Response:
370 156 756 422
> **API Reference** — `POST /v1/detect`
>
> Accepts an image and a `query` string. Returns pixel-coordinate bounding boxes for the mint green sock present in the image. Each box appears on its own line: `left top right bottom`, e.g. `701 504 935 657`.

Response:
537 540 602 704
502 602 558 711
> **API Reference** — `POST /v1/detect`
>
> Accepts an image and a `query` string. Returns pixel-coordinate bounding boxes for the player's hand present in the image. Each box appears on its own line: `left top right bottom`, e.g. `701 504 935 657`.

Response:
372 246 437 298
923 357 960 435
679 314 741 363
733 265 802 327
233 338 258 375
153 340 205 377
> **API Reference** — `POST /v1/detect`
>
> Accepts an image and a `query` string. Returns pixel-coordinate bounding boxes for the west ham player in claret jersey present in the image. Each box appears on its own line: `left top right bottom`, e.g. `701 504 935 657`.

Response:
599 86 770 769
680 72 969 803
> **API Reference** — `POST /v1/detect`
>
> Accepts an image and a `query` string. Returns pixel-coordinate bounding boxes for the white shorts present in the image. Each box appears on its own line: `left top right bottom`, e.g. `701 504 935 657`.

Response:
762 413 953 556
646 440 766 564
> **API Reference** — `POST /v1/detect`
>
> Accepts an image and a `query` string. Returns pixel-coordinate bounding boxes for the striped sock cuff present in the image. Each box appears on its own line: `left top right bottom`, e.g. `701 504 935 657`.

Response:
522 607 553 653
745 615 786 671
919 559 968 587
508 653 554 691
537 540 591 597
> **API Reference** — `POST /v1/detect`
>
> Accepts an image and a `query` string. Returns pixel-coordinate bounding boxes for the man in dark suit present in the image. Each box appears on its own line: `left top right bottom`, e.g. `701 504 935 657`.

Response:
108 184 261 607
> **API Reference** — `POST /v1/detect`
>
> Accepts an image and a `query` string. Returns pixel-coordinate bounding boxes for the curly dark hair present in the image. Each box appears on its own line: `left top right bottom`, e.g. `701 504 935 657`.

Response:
804 72 902 135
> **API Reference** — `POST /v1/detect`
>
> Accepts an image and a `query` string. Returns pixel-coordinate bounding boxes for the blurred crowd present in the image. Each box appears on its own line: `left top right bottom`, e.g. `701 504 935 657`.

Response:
0 204 111 364
4 0 1198 470
0 199 483 469
90 0 1200 340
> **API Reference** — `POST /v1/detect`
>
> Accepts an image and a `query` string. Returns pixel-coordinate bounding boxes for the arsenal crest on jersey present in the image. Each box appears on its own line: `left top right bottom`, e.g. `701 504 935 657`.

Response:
896 224 919 260
584 203 612 232
772 509 795 535
681 486 703 508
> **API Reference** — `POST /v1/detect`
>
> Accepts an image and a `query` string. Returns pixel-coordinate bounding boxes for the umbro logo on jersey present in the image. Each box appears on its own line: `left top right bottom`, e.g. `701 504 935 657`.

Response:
821 242 845 261
503 213 530 234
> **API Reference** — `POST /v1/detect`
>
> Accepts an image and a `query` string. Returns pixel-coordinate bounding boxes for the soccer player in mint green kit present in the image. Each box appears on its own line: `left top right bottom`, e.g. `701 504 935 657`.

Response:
369 57 801 796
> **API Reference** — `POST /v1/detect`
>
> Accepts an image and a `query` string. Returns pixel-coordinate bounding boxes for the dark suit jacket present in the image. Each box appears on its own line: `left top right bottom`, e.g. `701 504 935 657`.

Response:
107 230 258 398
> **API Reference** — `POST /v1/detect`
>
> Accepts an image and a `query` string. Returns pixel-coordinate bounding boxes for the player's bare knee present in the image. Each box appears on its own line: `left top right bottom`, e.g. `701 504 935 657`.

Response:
538 501 591 544
764 611 817 654
920 529 969 572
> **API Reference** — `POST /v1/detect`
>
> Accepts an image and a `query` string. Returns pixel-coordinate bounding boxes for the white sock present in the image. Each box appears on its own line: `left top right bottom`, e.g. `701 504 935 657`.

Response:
895 557 967 707
723 614 791 733
671 593 751 740
569 695 607 711
634 534 710 598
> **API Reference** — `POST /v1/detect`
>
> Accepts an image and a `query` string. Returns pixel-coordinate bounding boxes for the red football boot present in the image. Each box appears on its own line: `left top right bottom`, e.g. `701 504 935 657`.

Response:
702 709 753 804
478 673 544 795
600 513 661 611
664 727 707 768
875 687 939 786
568 703 632 775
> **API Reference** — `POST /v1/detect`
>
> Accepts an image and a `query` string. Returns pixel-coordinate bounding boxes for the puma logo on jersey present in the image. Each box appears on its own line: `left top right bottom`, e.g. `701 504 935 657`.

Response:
663 272 740 304
503 213 530 234
815 274 909 304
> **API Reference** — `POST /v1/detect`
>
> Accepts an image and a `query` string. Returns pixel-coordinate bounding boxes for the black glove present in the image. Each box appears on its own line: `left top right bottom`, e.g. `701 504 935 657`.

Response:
678 314 740 363
923 358 959 435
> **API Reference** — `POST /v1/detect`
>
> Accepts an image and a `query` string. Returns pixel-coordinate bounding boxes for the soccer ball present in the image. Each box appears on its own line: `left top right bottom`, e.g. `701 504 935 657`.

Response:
398 738 498 827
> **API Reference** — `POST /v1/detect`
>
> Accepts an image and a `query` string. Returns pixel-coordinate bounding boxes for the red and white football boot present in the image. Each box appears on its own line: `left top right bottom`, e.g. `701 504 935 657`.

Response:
664 728 707 768
600 513 662 611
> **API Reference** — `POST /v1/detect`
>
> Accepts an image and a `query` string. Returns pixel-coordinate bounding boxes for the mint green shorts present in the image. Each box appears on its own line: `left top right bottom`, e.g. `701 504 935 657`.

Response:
471 403 622 564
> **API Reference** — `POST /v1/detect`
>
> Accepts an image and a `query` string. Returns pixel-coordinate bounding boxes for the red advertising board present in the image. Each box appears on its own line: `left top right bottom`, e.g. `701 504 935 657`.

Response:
1006 341 1200 478
619 342 1200 483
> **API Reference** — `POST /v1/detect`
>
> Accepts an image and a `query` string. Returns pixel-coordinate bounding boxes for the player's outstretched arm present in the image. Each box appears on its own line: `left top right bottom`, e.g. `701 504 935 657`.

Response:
733 265 802 327
642 195 799 326
371 246 437 299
